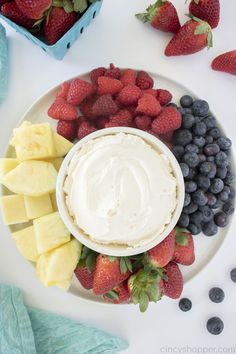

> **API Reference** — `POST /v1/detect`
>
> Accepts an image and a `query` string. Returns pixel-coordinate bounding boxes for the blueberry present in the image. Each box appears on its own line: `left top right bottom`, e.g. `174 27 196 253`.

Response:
192 189 208 206
190 211 204 226
223 201 235 215
167 102 178 108
193 122 207 136
185 168 197 181
230 268 236 283
182 114 195 129
207 156 215 163
211 199 222 209
208 128 221 139
215 151 229 168
202 221 218 236
199 162 216 178
204 115 216 128
180 95 193 108
184 108 193 114
228 186 235 199
178 213 190 228
185 181 197 193
224 171 235 186
174 129 193 146
188 223 201 235
218 191 229 202
193 136 205 147
192 99 209 116
177 107 185 115
195 175 210 190
222 186 230 194
198 154 207 163
205 135 214 144
216 167 227 179
185 144 199 154
184 193 191 207
206 317 224 335
214 212 228 227
216 137 232 151
206 193 217 207
209 287 225 303
179 298 192 312
172 145 184 160
204 144 220 156
210 178 224 194
182 152 199 168
199 205 214 222
183 202 198 214
179 163 189 177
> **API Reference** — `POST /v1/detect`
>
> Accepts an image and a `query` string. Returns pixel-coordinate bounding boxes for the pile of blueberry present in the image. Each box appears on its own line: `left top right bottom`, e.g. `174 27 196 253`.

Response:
172 95 235 236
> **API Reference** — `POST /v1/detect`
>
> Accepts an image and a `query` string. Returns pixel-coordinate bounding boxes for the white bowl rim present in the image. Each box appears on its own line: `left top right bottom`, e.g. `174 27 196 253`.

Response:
56 127 185 256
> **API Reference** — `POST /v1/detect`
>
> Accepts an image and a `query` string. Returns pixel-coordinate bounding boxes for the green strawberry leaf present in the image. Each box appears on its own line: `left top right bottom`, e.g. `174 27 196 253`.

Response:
139 292 149 312
120 257 128 274
105 290 119 300
108 256 117 262
53 0 63 7
207 31 213 48
86 252 97 272
124 258 133 272
89 0 98 3
174 227 189 245
73 0 88 13
156 268 168 281
63 0 74 13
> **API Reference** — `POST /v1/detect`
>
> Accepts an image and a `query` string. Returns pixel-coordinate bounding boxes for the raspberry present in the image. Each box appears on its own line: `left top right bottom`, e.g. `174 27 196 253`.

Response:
90 67 106 84
105 121 120 128
158 131 174 143
120 69 137 86
136 94 161 117
104 63 121 79
118 84 142 106
67 78 94 105
152 107 181 134
92 94 118 117
109 109 133 127
48 97 78 120
136 71 154 90
77 121 97 140
56 82 70 99
127 105 138 117
97 77 123 95
57 120 77 142
156 89 173 106
135 115 152 130
96 117 109 129
79 96 97 119
142 89 157 97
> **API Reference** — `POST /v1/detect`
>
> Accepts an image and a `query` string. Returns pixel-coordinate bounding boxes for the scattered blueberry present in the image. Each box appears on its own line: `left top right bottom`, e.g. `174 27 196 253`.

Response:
210 178 224 194
193 122 207 136
185 144 199 154
206 317 224 335
198 154 207 163
193 136 205 147
185 181 197 193
190 211 204 226
206 193 217 207
192 99 209 117
214 212 228 227
204 144 220 156
178 213 190 228
195 175 210 191
204 115 216 128
216 137 232 151
188 223 201 235
192 189 208 206
199 205 214 222
204 135 214 144
223 201 235 215
182 114 195 129
185 168 197 181
209 287 225 303
184 193 191 207
172 145 184 160
199 162 216 179
174 129 193 146
180 95 193 108
216 167 227 179
215 151 229 168
182 152 199 168
179 163 189 177
179 298 192 312
230 268 236 283
202 221 218 236
183 202 198 214
208 127 221 139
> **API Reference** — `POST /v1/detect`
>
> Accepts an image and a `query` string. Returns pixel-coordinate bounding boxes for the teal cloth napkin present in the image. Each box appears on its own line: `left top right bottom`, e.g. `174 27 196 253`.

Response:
0 23 8 103
0 285 128 354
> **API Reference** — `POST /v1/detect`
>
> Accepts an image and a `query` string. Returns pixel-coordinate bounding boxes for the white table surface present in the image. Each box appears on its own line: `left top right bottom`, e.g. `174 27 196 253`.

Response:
1 0 236 353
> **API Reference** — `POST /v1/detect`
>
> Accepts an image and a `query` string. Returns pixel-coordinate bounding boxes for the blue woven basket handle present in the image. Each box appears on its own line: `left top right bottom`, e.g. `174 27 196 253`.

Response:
0 23 8 104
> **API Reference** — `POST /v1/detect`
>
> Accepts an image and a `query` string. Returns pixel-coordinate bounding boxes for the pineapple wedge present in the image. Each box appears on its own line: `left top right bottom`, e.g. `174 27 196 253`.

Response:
2 160 57 196
50 193 57 211
46 157 63 171
0 158 19 179
12 226 39 262
53 132 73 157
0 195 29 225
24 194 53 219
36 238 82 289
33 211 70 253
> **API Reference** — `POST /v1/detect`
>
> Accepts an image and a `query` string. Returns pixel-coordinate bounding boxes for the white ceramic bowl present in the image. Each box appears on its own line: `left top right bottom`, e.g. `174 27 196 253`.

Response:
56 127 185 257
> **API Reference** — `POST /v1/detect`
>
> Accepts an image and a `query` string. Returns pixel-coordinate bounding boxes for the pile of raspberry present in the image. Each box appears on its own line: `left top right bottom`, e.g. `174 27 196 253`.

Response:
47 64 181 143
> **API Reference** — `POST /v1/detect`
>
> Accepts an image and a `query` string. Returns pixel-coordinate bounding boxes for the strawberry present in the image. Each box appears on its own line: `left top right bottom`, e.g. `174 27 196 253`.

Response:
92 94 118 117
189 0 220 29
79 95 97 118
136 94 161 117
135 115 152 130
57 119 77 141
103 282 130 304
57 82 70 99
211 50 236 76
1 2 35 29
109 109 133 127
173 228 195 266
48 97 78 120
74 266 95 290
156 89 172 106
118 84 142 106
136 71 154 90
90 67 106 85
165 16 213 56
77 121 96 140
44 7 77 45
146 230 175 268
152 107 181 134
120 69 137 86
136 0 181 34
15 0 51 19
97 77 123 96
67 78 94 106
161 261 183 299
96 117 109 129
104 63 121 79
142 89 157 98
93 255 131 295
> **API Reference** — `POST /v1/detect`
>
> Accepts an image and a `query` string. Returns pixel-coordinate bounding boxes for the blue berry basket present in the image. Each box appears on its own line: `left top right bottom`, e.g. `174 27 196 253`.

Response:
0 0 103 60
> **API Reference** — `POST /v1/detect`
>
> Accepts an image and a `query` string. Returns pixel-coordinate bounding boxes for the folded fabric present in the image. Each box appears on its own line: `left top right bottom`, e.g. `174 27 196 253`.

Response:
0 284 128 354
0 23 8 104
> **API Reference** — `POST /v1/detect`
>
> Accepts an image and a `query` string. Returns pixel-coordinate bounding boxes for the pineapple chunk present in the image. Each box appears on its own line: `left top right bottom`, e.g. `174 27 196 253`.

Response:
11 121 32 146
0 194 29 225
46 157 63 171
11 123 55 160
12 226 39 262
50 193 57 211
53 132 73 157
24 194 53 219
2 160 57 196
33 211 70 253
36 238 82 289
0 158 19 179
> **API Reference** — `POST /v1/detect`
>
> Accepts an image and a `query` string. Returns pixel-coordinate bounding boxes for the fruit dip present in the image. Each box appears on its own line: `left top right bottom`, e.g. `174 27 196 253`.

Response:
63 133 177 247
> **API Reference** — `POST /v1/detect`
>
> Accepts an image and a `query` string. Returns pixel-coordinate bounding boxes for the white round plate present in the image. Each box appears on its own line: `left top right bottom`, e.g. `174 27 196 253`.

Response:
1 70 234 304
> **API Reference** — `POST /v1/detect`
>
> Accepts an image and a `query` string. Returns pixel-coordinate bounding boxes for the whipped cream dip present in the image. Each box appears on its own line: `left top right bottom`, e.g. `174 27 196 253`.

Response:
63 133 177 247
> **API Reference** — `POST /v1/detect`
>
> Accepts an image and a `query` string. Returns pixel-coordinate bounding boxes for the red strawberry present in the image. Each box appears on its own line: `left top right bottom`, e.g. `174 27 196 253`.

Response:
136 94 161 117
211 50 236 76
103 282 130 304
93 255 131 295
135 115 152 130
156 89 172 106
97 77 123 96
147 230 175 268
104 63 121 79
96 117 109 129
74 266 94 290
189 0 220 29
57 119 77 141
142 89 157 98
67 78 94 106
118 84 142 106
77 121 96 140
79 95 97 118
44 7 77 45
152 107 181 134
120 69 137 86
173 228 195 266
161 261 183 299
165 17 213 56
92 94 118 117
15 0 51 19
57 82 70 99
48 97 78 120
1 2 35 29
109 109 133 127
136 0 180 33
90 67 106 85
136 71 154 90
